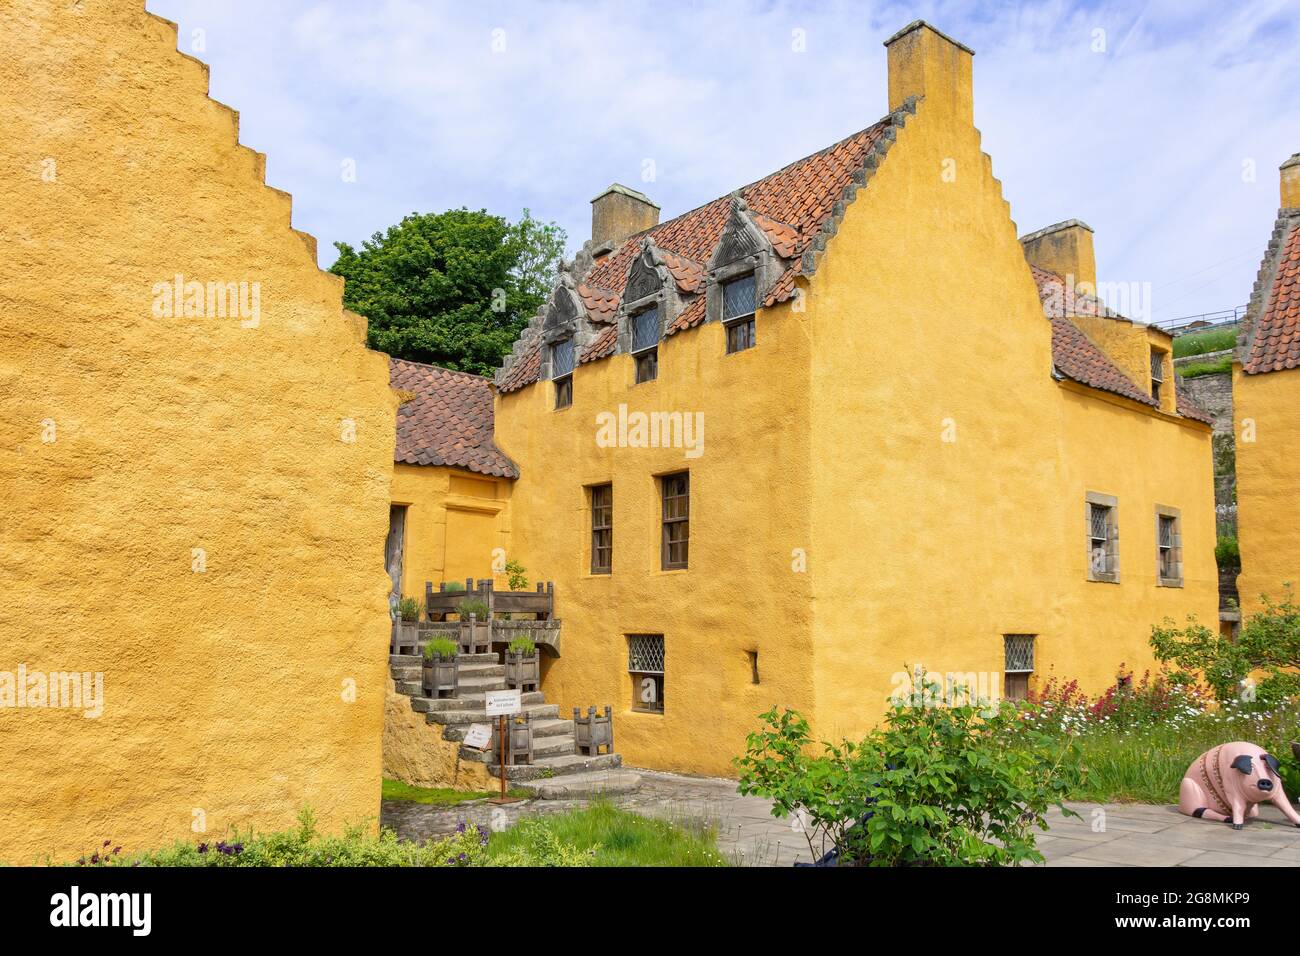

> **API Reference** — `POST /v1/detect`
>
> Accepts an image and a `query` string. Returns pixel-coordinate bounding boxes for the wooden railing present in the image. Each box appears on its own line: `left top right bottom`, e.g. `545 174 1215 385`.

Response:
424 578 555 622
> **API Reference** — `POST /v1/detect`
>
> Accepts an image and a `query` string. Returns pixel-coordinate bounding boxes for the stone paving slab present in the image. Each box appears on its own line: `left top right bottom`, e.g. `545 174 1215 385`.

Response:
379 767 1300 867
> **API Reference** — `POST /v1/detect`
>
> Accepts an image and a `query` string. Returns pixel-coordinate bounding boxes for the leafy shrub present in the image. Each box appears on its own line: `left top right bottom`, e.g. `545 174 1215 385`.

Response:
507 635 536 656
396 596 422 622
423 637 458 661
489 820 594 867
736 681 1081 866
504 559 529 592
1151 587 1300 706
1215 535 1241 569
443 581 465 593
457 598 490 621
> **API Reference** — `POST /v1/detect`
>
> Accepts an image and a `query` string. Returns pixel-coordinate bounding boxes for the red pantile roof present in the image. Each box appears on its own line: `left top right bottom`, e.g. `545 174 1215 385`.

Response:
580 325 619 364
577 284 620 323
390 358 518 478
498 116 896 391
1031 264 1211 422
1241 215 1300 374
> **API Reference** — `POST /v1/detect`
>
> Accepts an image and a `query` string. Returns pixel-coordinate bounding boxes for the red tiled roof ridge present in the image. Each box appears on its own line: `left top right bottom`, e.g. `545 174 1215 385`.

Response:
391 355 497 383
1239 209 1300 374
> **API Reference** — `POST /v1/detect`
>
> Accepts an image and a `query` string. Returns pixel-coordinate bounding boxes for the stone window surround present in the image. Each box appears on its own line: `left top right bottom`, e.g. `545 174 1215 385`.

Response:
1154 503 1184 588
1085 491 1120 584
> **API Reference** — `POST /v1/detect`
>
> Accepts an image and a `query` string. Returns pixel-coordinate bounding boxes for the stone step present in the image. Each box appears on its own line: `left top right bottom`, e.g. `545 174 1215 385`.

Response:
516 770 643 800
427 703 559 726
389 652 497 667
441 717 572 742
410 691 545 714
390 661 504 682
489 752 622 782
461 733 575 763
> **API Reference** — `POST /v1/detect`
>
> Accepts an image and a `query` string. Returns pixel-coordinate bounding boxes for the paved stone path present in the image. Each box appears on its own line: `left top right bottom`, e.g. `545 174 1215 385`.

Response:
380 769 1300 867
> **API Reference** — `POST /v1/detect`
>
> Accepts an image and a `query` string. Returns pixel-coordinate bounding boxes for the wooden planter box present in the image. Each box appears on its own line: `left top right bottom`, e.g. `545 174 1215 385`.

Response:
458 616 492 655
574 705 614 756
421 654 459 699
391 619 420 656
506 712 534 765
505 651 540 691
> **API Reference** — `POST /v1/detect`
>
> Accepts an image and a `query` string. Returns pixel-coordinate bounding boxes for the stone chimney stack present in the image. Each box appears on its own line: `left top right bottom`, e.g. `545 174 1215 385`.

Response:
1282 153 1300 209
1020 219 1097 294
883 20 974 125
591 184 660 248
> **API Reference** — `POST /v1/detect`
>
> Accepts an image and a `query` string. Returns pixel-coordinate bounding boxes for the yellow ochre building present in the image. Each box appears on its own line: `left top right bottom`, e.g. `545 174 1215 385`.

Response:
389 22 1220 777
1234 154 1300 615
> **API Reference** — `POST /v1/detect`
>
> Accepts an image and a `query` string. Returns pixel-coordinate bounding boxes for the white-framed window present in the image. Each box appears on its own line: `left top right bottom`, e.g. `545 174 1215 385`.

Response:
1155 505 1183 587
1086 492 1119 583
628 634 664 713
722 273 757 354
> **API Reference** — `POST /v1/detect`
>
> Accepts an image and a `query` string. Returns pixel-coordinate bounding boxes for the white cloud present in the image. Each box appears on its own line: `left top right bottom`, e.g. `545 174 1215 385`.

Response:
148 0 1300 321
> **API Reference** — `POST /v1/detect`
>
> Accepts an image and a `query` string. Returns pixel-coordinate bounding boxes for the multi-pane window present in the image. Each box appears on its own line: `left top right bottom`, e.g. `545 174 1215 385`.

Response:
1156 506 1183 587
632 306 660 383
1003 634 1035 702
628 634 665 713
1150 348 1165 402
660 472 689 570
1086 493 1119 583
590 484 612 574
552 338 574 409
722 274 757 354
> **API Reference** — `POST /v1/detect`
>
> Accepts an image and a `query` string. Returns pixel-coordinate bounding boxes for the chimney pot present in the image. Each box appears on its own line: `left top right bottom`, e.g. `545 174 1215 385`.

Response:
1282 153 1300 209
591 184 660 248
1020 219 1097 294
883 20 974 125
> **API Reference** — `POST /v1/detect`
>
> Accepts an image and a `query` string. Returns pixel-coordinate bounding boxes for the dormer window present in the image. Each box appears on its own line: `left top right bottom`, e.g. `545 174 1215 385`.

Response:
632 306 660 383
552 338 574 409
722 274 757 354
1150 348 1165 402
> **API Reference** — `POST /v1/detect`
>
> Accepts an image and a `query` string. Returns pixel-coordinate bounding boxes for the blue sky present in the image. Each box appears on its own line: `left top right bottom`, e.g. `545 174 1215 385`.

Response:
148 0 1299 323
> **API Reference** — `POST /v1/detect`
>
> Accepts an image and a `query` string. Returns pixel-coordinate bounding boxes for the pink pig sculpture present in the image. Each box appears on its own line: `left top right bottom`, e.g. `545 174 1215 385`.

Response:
1178 741 1300 829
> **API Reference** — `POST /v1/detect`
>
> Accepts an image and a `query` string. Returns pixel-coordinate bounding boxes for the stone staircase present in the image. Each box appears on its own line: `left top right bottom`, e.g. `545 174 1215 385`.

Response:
389 652 641 798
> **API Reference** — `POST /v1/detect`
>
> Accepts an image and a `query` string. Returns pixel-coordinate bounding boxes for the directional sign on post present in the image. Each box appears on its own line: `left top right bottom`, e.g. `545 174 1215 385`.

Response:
484 689 524 805
484 689 522 717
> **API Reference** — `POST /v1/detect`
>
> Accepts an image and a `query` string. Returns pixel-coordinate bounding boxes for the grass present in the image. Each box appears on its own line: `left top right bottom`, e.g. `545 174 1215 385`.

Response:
1177 355 1233 379
381 778 527 805
1063 706 1300 804
1172 325 1238 358
486 801 728 866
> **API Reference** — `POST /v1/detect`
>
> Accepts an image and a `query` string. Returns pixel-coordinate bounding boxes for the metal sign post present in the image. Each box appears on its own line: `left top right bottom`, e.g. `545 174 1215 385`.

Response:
484 689 523 804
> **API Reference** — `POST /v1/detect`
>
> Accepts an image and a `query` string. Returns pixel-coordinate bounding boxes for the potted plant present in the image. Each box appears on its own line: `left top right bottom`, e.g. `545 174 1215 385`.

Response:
505 634 540 691
421 637 459 699
456 598 492 654
391 596 422 655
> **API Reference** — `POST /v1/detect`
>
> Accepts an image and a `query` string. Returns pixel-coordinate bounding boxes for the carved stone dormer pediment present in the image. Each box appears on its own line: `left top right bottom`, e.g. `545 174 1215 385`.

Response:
705 194 792 324
539 275 597 379
616 238 683 355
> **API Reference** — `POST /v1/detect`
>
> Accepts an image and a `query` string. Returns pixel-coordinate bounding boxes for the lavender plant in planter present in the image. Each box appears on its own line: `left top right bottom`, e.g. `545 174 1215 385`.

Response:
456 599 492 655
421 637 459 699
391 596 422 655
505 634 540 692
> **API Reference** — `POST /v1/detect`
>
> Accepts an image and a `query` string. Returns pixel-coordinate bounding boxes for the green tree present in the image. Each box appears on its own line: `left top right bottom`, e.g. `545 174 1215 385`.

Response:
330 208 566 375
1151 585 1300 705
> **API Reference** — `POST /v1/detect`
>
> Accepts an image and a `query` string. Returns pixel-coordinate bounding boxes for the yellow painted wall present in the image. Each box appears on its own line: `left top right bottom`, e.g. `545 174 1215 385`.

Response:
382 680 495 790
495 310 817 777
1234 365 1300 613
390 464 512 601
0 2 396 863
492 29 1217 775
